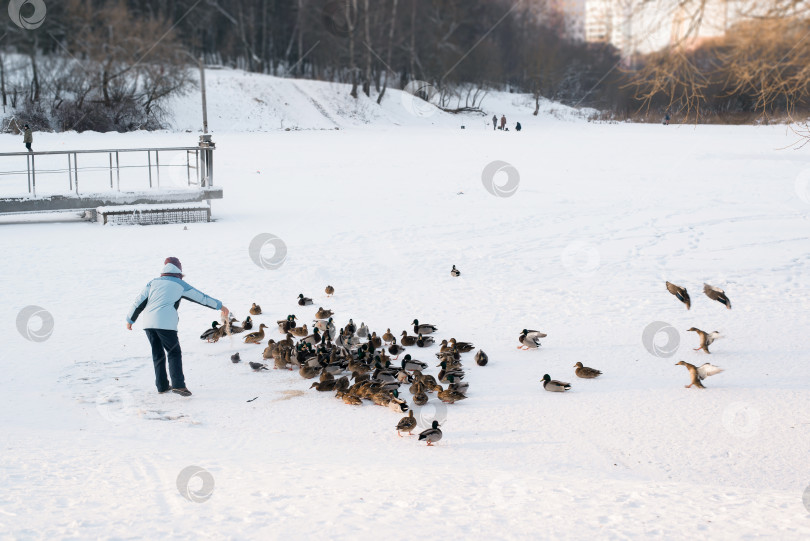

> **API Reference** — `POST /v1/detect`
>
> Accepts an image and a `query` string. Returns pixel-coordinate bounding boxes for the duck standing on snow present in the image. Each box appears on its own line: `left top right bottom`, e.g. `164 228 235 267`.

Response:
382 329 395 345
675 361 723 388
298 294 313 306
396 411 417 436
542 374 571 392
475 350 488 366
325 285 335 297
449 338 473 352
573 362 601 378
200 321 221 342
417 334 435 347
518 329 547 350
412 320 438 334
687 327 722 354
401 355 428 372
400 331 417 347
243 324 268 344
418 420 443 446
249 303 262 315
451 265 461 277
388 339 406 360
703 284 732 309
665 281 691 310
315 307 334 320
229 316 253 333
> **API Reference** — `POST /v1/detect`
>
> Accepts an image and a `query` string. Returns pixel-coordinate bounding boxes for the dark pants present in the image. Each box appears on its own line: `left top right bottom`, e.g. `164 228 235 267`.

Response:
25 142 32 151
145 329 184 392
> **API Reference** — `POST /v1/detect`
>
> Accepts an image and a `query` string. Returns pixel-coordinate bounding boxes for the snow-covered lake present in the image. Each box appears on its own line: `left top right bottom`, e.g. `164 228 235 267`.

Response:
2 115 810 539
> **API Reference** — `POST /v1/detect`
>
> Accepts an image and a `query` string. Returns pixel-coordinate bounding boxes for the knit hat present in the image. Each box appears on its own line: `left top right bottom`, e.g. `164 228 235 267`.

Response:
164 257 182 271
161 257 183 278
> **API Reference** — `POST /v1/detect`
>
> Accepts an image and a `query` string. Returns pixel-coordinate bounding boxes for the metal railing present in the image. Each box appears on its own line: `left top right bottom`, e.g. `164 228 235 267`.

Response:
0 142 215 198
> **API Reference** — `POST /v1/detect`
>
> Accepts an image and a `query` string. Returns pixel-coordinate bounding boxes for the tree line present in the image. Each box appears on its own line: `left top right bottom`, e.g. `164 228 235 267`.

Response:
1 0 808 132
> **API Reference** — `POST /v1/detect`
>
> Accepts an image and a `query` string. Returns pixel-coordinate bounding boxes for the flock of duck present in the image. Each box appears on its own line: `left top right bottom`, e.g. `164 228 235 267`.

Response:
197 275 734 445
200 284 488 445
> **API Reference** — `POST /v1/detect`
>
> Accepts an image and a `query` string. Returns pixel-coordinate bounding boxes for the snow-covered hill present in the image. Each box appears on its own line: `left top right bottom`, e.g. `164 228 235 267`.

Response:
166 68 593 132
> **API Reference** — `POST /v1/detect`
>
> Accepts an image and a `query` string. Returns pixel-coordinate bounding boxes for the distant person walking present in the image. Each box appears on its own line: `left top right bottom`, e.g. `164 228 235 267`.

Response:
663 110 671 125
23 124 32 152
126 257 229 397
492 115 497 131
515 122 522 132
500 115 507 130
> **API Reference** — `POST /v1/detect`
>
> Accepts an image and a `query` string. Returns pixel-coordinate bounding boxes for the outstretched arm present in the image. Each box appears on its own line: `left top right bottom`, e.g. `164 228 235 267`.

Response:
181 283 229 319
126 283 151 330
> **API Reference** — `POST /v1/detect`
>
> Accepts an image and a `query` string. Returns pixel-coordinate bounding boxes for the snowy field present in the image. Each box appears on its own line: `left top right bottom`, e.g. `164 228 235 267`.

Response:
2 75 810 539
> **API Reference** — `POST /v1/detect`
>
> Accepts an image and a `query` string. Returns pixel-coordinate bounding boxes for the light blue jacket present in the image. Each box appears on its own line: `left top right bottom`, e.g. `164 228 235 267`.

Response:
127 263 222 331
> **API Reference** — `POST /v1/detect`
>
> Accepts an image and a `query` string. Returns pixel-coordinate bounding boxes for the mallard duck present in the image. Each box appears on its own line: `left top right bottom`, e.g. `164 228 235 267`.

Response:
541 374 570 392
249 303 262 315
665 281 691 310
438 362 464 383
325 285 335 297
451 265 460 277
301 328 323 346
412 392 428 406
298 294 313 306
273 354 288 370
371 331 382 348
378 349 391 365
335 376 350 392
438 387 467 404
439 340 452 353
396 410 417 436
446 375 469 393
262 340 277 360
518 329 547 350
676 361 723 388
436 356 463 370
243 324 268 344
200 321 221 341
310 380 337 392
412 319 438 335
382 329 395 345
388 391 408 413
388 340 406 360
291 323 309 337
574 362 602 378
320 370 335 382
230 316 253 334
401 355 428 372
475 349 488 366
703 284 732 309
315 307 334 320
410 379 426 395
249 362 269 371
449 338 473 352
400 331 417 347
278 332 295 349
299 364 321 379
418 420 443 446
345 319 357 334
416 334 435 347
343 394 362 405
687 327 722 354
278 315 296 334
357 322 369 338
